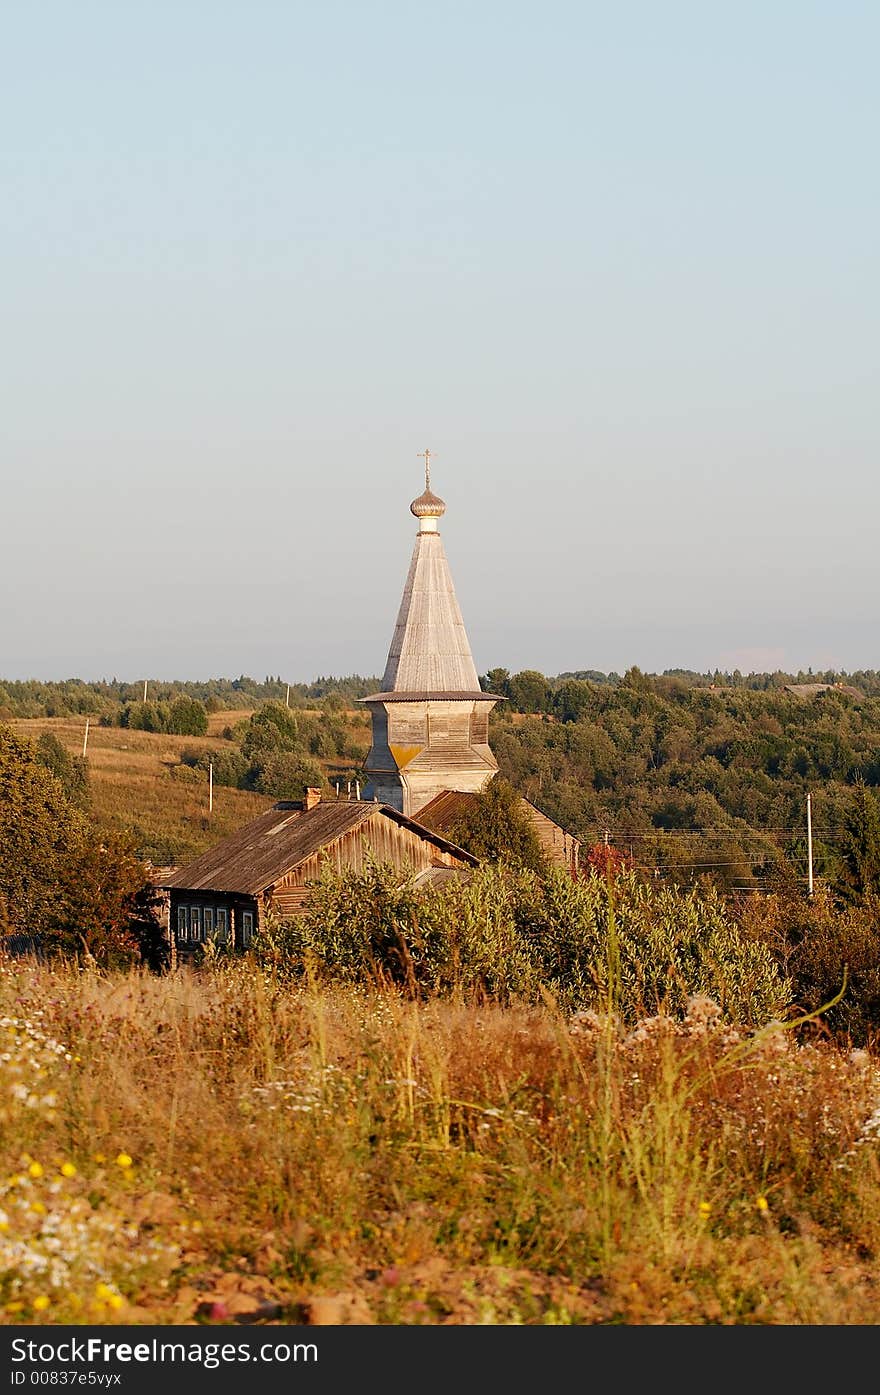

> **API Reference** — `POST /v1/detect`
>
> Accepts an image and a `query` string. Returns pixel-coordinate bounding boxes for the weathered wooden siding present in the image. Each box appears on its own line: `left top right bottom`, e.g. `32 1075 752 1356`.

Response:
522 804 580 873
267 810 469 920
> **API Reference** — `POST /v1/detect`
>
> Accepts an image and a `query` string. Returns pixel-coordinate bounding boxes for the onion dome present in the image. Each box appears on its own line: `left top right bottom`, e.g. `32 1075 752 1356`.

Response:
410 487 446 519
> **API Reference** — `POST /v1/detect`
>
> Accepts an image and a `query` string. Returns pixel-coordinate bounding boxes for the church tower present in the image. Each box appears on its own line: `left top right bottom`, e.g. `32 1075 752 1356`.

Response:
362 452 500 817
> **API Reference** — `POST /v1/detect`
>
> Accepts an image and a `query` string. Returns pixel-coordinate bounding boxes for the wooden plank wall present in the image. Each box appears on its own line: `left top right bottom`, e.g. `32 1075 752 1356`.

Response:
268 812 468 920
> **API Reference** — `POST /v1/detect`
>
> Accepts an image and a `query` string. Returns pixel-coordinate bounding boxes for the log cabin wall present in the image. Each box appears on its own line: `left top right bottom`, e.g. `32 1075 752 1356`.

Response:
522 804 581 874
267 811 470 921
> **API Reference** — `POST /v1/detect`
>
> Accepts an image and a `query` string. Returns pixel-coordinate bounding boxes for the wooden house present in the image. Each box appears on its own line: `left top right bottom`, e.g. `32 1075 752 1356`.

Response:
158 790 477 961
416 789 581 875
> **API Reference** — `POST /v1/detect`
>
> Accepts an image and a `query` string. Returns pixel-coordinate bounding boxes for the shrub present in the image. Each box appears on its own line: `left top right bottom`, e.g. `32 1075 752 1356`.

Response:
166 697 208 737
253 752 325 801
277 860 791 1025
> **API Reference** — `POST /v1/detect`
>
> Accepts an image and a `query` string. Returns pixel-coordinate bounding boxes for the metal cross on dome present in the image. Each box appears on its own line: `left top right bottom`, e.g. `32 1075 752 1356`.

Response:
417 447 435 492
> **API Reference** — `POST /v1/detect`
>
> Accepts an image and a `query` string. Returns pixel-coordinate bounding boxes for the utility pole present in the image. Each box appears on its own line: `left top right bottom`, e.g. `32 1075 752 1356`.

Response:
285 683 290 708
209 762 214 815
806 791 814 897
143 680 148 703
82 718 90 757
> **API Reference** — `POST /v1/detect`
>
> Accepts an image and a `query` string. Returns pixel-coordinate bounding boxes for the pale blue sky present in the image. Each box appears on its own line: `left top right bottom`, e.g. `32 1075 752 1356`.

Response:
2 1 877 682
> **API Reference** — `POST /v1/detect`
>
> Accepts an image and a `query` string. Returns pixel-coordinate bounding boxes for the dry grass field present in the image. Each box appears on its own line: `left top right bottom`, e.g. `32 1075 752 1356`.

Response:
2 955 880 1326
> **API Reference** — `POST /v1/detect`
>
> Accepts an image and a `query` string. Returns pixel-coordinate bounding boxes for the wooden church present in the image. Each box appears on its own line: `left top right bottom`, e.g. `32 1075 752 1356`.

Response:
159 452 578 952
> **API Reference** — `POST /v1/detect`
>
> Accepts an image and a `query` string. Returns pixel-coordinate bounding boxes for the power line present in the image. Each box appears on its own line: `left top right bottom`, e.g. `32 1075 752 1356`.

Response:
584 827 843 839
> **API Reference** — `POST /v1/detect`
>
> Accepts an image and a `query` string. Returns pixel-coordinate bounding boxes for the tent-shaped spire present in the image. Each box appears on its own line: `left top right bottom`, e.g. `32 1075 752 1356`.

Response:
376 450 483 697
361 451 500 816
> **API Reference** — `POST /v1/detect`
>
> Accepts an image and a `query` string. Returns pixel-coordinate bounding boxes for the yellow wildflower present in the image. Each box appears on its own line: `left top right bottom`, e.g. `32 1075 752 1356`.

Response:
115 1153 133 1170
107 1294 124 1311
6 1301 24 1314
27 1162 44 1179
60 1162 77 1178
32 1296 50 1312
756 1195 769 1212
698 1201 711 1217
30 1202 47 1216
94 1282 114 1302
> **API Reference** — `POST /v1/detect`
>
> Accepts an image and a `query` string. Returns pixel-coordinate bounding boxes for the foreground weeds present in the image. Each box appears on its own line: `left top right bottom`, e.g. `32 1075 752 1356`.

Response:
1 953 879 1325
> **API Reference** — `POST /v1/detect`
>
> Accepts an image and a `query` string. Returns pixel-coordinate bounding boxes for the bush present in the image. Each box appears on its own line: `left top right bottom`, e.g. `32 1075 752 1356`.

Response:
739 885 880 1046
240 704 301 761
166 697 208 736
253 751 325 800
276 860 791 1025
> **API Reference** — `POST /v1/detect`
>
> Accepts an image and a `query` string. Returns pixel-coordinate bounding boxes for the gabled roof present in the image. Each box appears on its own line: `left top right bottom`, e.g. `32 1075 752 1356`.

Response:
160 799 477 896
414 789 483 836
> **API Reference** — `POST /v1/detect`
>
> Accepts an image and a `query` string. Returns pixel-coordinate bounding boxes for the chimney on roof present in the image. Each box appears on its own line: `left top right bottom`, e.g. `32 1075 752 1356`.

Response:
303 787 322 811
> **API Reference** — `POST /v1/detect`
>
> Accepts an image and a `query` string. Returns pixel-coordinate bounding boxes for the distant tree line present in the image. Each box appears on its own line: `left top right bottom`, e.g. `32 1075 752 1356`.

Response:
0 674 382 721
481 665 880 711
4 666 880 722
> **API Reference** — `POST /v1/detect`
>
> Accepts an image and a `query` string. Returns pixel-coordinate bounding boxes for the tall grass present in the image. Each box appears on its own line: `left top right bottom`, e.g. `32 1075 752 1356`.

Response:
2 951 879 1325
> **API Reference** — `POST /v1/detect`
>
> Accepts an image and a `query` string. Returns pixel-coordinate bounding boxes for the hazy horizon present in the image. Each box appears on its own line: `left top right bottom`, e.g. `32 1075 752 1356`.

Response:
3 3 877 685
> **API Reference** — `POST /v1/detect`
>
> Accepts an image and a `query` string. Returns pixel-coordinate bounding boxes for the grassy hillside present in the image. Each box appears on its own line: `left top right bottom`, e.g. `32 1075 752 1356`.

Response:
9 710 371 866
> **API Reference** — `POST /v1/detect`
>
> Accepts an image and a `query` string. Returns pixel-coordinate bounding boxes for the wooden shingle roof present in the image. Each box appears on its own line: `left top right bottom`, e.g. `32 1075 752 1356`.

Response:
379 505 483 696
160 799 476 896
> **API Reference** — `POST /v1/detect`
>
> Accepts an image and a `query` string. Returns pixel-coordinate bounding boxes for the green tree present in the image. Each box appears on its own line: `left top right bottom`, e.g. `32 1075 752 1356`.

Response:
552 679 593 723
0 727 87 936
839 780 880 904
481 668 511 696
507 670 551 713
446 777 549 875
34 732 90 809
0 725 153 964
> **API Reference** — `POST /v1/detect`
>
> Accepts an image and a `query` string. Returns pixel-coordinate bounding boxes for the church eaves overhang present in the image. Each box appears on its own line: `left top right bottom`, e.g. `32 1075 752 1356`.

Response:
361 689 503 704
